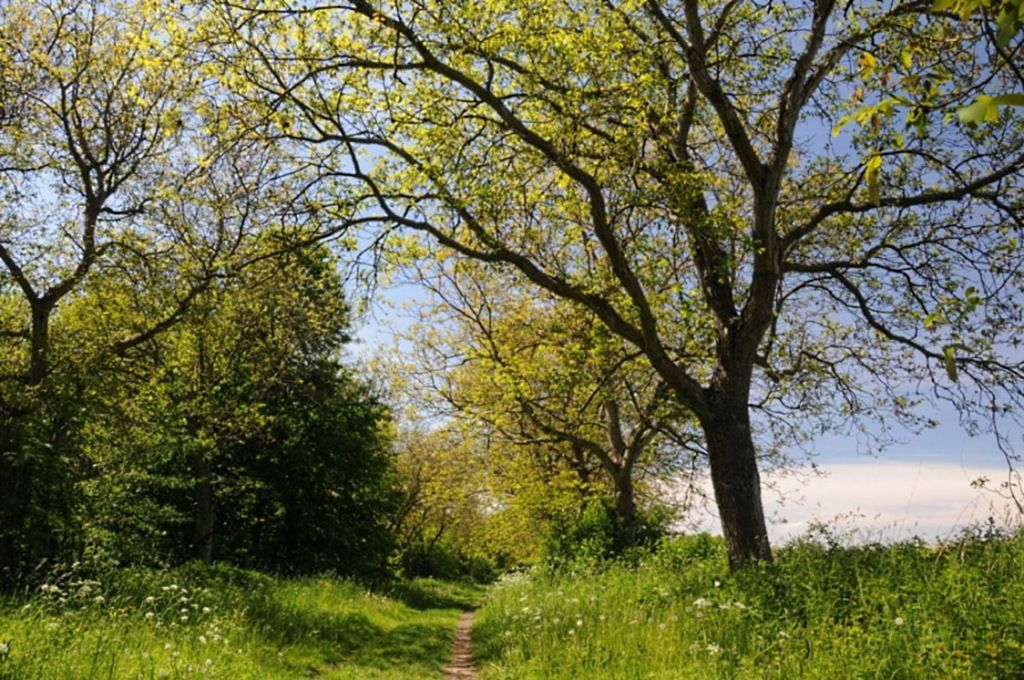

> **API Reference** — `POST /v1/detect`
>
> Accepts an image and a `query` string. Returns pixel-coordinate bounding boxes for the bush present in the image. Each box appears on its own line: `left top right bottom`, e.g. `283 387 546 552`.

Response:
541 497 671 568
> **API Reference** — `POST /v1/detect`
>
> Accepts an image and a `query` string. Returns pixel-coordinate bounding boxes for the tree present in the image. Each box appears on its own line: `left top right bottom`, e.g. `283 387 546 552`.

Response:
402 258 700 547
0 0 320 579
75 243 400 575
214 0 1024 567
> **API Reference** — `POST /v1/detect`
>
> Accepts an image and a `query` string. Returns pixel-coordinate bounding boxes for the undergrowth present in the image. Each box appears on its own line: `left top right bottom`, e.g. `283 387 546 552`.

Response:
474 527 1024 679
0 563 480 679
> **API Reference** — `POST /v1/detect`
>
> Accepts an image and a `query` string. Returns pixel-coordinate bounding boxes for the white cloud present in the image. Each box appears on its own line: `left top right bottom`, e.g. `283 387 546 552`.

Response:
678 459 1023 545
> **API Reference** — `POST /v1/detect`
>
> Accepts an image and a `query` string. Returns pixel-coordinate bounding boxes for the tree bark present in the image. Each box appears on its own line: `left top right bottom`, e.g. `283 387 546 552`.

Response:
28 302 52 387
192 451 214 564
703 394 772 568
189 417 214 564
612 471 638 547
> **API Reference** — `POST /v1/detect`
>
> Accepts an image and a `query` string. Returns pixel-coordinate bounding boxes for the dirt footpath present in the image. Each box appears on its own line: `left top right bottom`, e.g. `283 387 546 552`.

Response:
443 609 478 679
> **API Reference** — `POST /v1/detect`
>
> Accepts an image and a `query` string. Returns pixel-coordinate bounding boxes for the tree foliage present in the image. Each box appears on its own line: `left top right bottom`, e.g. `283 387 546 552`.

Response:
0 0 400 583
212 0 1024 567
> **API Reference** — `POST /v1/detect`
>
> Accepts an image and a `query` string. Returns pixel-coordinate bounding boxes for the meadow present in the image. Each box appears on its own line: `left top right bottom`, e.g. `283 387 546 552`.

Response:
1 528 1021 679
0 565 479 679
473 528 1024 679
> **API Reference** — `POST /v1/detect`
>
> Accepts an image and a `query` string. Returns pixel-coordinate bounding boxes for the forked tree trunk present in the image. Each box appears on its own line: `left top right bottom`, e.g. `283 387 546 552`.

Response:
703 393 772 568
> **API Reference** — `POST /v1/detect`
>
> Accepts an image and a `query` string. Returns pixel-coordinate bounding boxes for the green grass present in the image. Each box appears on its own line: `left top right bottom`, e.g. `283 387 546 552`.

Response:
473 529 1024 679
0 564 482 679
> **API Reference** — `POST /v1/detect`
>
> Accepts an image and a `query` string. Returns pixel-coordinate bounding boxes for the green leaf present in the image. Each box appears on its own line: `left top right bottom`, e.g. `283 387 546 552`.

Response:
901 48 913 70
996 6 1022 48
993 93 1024 107
958 95 999 124
943 345 958 382
831 113 853 137
864 155 883 206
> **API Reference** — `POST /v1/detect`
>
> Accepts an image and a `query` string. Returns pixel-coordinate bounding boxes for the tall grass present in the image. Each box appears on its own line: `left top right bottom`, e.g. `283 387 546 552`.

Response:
0 563 480 679
474 528 1024 679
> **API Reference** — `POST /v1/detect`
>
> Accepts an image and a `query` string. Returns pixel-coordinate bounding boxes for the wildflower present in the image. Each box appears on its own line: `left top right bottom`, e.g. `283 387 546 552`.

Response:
93 596 105 604
46 622 59 631
576 619 583 627
692 598 712 608
158 669 170 679
568 629 575 636
706 642 721 654
894 616 905 626
165 642 172 650
145 612 155 620
199 635 207 644
670 615 679 622
0 642 10 655
598 614 605 621
145 596 156 604
658 623 666 630
553 617 561 624
205 659 213 667
202 607 211 614
714 580 721 588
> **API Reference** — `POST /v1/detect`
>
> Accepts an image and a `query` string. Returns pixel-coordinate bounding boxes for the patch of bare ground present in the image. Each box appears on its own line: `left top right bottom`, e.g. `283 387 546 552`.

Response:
443 609 478 679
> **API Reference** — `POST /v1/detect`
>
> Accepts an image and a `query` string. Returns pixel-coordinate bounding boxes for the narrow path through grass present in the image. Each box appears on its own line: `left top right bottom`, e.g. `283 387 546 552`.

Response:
443 608 478 679
0 567 484 679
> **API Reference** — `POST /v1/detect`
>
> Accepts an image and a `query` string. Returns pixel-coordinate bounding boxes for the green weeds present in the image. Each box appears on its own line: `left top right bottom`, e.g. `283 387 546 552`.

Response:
474 529 1024 679
0 565 481 679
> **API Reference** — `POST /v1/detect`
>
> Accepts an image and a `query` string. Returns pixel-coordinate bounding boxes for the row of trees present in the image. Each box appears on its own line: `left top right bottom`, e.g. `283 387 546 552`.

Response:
0 0 398 583
205 0 1024 568
3 0 1023 579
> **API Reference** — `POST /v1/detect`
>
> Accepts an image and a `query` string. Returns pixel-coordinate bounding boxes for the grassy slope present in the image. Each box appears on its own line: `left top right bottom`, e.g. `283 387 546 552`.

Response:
473 531 1024 679
0 565 481 679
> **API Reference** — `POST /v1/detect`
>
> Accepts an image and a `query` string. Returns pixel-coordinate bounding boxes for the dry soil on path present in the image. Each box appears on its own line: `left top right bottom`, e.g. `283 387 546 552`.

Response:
442 609 478 679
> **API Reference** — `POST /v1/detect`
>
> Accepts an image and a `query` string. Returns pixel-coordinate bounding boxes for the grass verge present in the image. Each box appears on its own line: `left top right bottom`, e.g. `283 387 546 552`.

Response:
473 528 1024 679
0 564 481 679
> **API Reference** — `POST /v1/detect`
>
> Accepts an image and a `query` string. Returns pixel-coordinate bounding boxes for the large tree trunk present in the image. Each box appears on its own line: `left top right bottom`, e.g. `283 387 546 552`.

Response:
611 471 637 547
703 393 772 568
192 451 214 564
189 416 214 564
